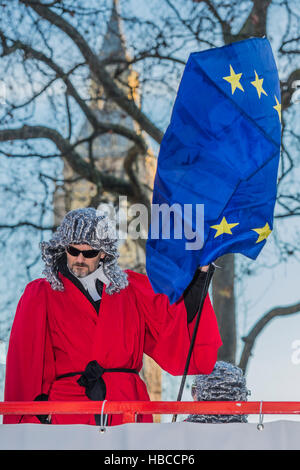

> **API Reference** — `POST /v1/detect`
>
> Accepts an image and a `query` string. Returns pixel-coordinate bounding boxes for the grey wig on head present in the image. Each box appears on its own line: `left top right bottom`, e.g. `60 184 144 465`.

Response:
186 361 251 423
40 207 128 295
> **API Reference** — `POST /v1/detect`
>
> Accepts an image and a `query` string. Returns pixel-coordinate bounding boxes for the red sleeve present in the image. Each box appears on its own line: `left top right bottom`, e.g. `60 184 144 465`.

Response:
128 271 222 376
3 279 55 424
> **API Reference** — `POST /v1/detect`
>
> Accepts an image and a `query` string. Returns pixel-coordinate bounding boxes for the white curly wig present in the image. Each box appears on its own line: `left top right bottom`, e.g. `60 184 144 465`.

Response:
40 207 128 295
187 361 251 423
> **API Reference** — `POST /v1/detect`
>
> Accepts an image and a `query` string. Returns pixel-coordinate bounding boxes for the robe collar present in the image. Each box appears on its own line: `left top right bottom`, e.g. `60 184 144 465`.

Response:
70 263 110 301
57 254 103 313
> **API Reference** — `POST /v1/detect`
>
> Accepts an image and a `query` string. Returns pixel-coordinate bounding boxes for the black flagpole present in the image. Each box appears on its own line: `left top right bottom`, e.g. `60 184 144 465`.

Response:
172 263 216 423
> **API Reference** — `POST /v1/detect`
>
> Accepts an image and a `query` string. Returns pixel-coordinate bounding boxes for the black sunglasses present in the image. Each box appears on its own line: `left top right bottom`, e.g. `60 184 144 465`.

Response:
66 246 101 259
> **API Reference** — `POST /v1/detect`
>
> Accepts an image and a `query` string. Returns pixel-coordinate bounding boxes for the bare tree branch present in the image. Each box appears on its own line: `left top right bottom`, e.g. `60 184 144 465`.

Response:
239 301 300 373
0 221 56 230
236 0 272 41
0 125 137 198
0 33 148 152
20 0 164 143
193 0 234 44
281 69 300 110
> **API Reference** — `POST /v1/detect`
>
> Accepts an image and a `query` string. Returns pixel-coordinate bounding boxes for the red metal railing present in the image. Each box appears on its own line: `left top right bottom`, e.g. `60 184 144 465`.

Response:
1 401 300 424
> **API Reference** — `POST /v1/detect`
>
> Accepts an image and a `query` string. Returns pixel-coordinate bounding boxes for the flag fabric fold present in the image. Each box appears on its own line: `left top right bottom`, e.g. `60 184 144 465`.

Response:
146 37 281 304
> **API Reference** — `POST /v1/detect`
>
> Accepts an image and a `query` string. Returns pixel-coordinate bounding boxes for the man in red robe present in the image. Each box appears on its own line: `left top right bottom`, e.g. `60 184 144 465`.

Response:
4 207 222 426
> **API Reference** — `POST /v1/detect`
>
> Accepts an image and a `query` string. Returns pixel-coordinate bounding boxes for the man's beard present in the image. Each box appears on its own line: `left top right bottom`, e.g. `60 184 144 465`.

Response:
69 262 91 278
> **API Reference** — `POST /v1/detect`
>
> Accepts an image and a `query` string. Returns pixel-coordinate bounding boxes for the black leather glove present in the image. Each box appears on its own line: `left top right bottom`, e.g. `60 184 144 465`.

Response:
183 264 215 323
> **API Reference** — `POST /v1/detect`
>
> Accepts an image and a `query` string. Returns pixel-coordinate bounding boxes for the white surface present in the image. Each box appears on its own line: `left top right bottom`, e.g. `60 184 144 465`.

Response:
1 420 300 450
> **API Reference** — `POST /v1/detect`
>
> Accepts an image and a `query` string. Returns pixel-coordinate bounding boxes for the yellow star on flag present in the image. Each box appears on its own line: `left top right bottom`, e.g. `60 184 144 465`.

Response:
210 216 239 238
252 222 272 243
223 65 244 94
251 70 268 98
273 95 281 122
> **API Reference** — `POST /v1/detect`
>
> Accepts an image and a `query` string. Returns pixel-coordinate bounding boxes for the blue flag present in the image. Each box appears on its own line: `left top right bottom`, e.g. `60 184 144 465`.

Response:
146 37 281 304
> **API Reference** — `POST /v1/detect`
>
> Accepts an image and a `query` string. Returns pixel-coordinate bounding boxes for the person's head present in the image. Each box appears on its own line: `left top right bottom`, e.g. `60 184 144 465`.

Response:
40 207 128 294
65 243 106 278
189 361 250 423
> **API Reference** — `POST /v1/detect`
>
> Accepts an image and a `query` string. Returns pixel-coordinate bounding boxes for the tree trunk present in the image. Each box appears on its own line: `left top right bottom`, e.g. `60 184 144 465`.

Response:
212 253 236 364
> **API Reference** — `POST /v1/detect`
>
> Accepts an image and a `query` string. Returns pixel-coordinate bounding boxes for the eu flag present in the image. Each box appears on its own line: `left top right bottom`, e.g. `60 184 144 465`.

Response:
146 37 281 304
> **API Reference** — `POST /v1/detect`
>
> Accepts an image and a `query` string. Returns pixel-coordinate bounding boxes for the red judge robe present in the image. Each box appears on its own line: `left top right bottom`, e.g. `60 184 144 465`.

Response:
4 269 222 425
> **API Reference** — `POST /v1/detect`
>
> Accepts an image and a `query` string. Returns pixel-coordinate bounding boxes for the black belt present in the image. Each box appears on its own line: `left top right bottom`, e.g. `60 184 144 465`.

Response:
56 360 139 401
